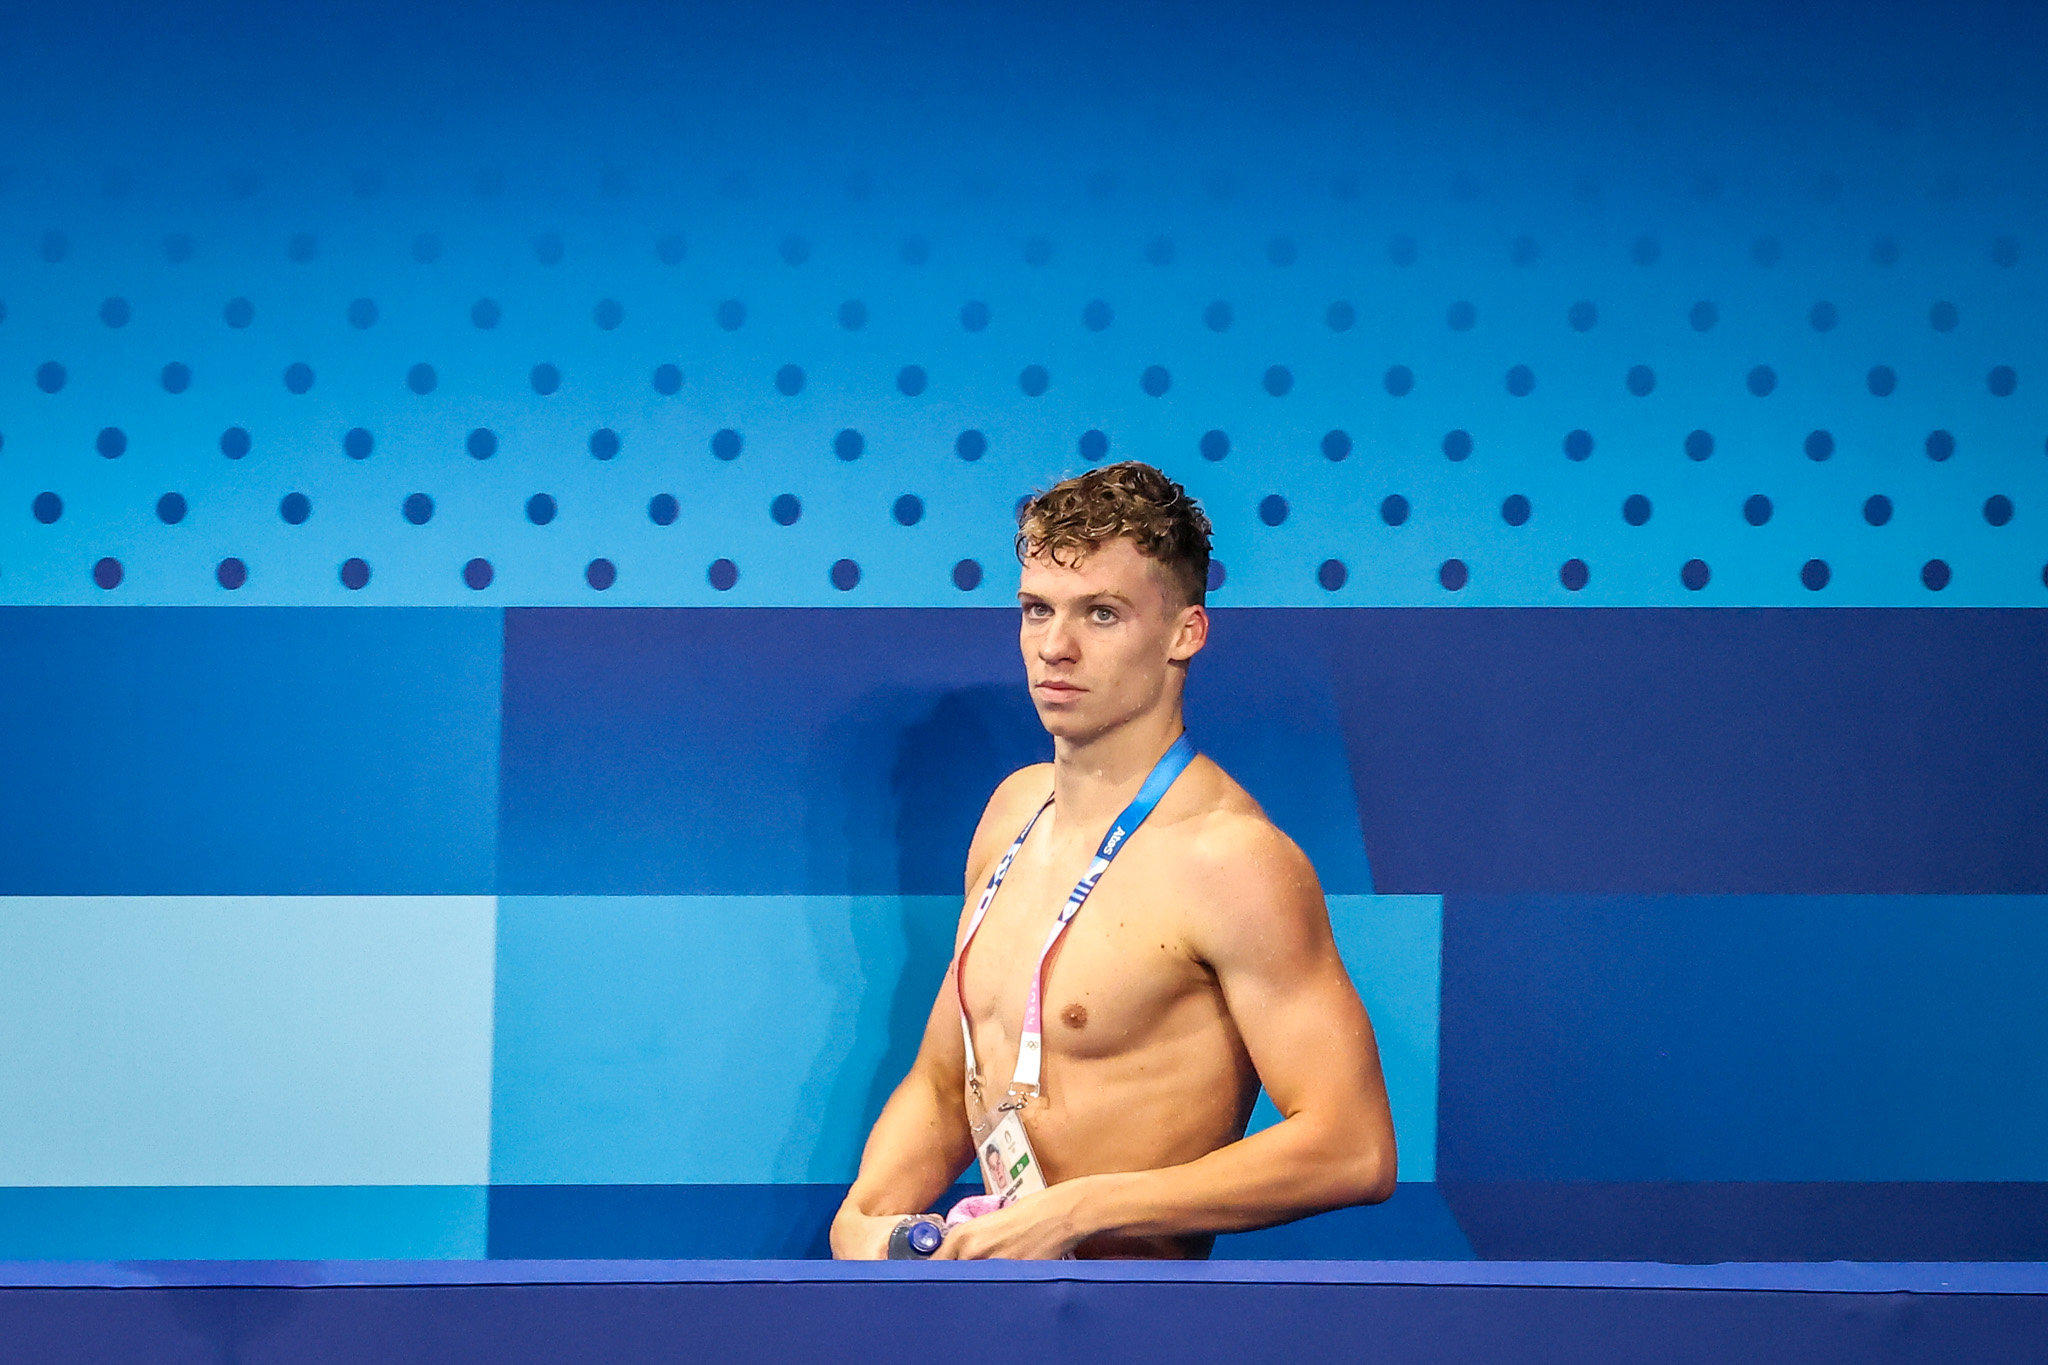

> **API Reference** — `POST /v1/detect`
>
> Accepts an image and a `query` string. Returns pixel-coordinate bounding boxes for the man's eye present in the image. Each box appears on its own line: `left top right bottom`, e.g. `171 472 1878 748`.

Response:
1091 606 1117 622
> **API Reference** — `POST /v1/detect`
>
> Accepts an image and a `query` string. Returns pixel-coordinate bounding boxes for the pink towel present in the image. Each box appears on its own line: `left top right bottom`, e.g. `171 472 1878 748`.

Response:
944 1193 1007 1226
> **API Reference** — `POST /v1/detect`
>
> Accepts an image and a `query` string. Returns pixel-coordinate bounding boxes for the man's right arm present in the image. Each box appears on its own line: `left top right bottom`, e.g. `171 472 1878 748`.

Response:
828 764 1049 1259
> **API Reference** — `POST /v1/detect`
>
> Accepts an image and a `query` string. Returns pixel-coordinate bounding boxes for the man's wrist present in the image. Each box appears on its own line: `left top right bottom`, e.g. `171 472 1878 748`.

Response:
1059 1170 1141 1244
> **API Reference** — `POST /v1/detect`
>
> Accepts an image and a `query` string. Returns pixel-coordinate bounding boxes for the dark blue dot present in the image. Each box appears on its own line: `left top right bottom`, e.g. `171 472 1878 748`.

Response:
348 298 378 329
1009 365 1046 397
1082 299 1113 331
716 299 746 331
533 233 564 266
1743 494 1773 526
279 492 311 525
779 235 810 266
1267 236 1297 266
1809 300 1838 332
585 558 616 591
1989 365 2017 397
1326 301 1355 331
412 233 442 264
1864 494 1893 526
527 494 557 525
1922 559 1951 591
593 298 624 331
93 557 122 589
712 428 743 461
771 493 802 526
709 558 739 591
467 428 497 460
1383 365 1414 396
1559 558 1589 591
407 363 437 394
1622 494 1652 526
590 428 620 461
1930 300 1959 332
1381 494 1410 526
531 363 562 395
900 236 931 266
1444 429 1474 462
893 494 925 526
897 365 928 396
1079 429 1108 462
1632 236 1661 266
96 427 127 459
831 559 861 591
221 427 250 460
1388 235 1418 266
649 494 679 525
217 557 248 590
1625 365 1656 396
1872 236 1901 266
1317 559 1348 591
1264 366 1294 396
463 558 494 590
1204 301 1234 332
956 429 986 461
35 362 65 393
1145 236 1175 266
1985 494 2015 526
1439 559 1468 591
838 299 868 331
1740 365 1774 397
1681 559 1710 591
1502 494 1531 526
1926 430 1955 462
835 429 864 461
1805 429 1834 461
340 558 370 590
1689 301 1719 332
953 559 983 591
288 232 317 263
1133 365 1169 397
33 491 63 524
284 362 314 394
1207 561 1226 593
161 362 192 394
1567 300 1597 332
1200 430 1231 462
1867 365 1896 396
1801 559 1831 591
101 297 131 327
1505 365 1535 396
960 300 990 332
1447 300 1477 331
471 298 502 329
403 493 434 525
1563 429 1594 462
652 363 683 394
1259 495 1289 527
340 427 373 462
1318 429 1351 462
765 363 801 396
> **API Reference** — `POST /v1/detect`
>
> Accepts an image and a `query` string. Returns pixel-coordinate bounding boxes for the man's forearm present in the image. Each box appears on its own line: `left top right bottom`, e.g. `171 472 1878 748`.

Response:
832 1069 974 1249
1061 1110 1395 1244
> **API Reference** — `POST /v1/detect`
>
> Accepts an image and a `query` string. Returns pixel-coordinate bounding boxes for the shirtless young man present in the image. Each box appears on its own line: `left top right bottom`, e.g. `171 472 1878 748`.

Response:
830 461 1397 1260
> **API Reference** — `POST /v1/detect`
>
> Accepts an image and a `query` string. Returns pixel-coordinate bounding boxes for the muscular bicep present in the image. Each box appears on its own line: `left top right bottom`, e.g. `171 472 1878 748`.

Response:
1188 827 1396 1154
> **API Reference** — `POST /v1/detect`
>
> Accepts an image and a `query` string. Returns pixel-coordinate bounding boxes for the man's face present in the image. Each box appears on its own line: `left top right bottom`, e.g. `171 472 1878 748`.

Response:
1018 537 1205 742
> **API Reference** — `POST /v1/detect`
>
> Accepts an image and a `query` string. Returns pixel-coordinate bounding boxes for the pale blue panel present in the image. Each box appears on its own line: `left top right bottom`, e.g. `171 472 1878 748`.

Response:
0 1186 488 1260
494 894 1438 1184
1246 895 1441 1182
0 896 495 1185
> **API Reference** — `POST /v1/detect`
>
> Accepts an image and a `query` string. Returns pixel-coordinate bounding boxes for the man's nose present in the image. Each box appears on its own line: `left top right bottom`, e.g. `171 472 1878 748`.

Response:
1038 615 1079 661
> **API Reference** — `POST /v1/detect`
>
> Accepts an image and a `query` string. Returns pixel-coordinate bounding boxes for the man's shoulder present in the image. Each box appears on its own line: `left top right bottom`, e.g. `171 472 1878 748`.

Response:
962 762 1055 890
1161 764 1321 922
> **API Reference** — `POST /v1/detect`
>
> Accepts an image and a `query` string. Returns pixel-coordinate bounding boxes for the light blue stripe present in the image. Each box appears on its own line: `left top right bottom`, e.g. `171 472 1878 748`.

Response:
0 1186 488 1260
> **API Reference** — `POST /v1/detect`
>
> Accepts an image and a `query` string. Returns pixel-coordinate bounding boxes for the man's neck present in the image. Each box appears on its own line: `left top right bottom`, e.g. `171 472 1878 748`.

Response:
1048 706 1188 838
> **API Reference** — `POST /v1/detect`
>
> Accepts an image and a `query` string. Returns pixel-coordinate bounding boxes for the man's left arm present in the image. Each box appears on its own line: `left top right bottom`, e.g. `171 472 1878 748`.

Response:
934 819 1397 1258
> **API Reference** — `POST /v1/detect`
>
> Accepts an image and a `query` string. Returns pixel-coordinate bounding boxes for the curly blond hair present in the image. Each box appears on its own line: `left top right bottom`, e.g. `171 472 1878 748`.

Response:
1014 461 1213 607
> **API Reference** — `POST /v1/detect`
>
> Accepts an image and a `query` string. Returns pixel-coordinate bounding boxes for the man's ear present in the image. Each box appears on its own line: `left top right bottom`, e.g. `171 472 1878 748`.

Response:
1171 604 1209 662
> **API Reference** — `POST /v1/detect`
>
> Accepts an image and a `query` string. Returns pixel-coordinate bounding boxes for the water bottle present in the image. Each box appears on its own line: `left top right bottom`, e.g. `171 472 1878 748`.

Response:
886 1215 947 1259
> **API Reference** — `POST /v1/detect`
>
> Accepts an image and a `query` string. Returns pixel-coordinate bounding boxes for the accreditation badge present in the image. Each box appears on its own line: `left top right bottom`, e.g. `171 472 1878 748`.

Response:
971 1103 1048 1205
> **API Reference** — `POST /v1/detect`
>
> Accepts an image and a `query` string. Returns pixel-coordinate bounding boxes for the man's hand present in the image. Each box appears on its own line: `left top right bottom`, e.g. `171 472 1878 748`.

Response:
830 1210 915 1260
928 1181 1088 1260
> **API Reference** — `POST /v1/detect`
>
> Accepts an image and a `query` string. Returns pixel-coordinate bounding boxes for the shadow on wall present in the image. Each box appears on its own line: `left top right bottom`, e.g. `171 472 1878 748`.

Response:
781 682 1049 1183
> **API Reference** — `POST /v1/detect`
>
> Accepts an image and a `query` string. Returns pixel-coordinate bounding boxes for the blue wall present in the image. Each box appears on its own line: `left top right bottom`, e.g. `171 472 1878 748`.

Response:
1 0 2045 1262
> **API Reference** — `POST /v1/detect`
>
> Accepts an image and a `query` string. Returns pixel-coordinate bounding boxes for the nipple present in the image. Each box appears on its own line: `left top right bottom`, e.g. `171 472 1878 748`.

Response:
1060 1002 1089 1030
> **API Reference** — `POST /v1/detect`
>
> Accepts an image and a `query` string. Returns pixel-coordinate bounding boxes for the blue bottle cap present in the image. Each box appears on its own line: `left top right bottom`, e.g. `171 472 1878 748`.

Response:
908 1220 945 1256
